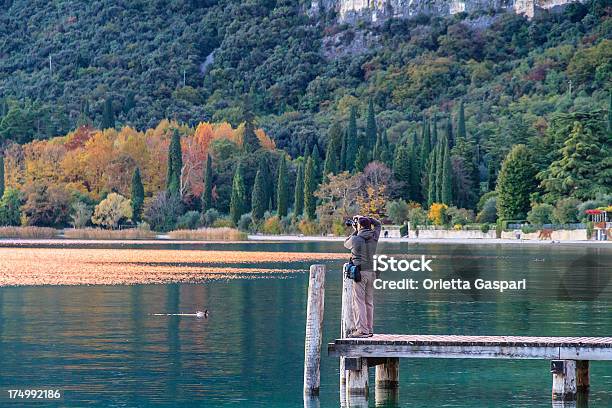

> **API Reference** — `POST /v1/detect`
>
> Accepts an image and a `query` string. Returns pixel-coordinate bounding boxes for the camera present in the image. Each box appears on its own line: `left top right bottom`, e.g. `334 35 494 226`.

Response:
344 218 356 227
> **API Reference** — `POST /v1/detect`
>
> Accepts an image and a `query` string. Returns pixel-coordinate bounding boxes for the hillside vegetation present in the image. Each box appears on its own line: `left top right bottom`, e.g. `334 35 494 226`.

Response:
0 0 610 234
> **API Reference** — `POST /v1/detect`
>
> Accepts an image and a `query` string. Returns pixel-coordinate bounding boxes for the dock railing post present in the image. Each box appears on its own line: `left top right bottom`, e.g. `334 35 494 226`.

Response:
304 264 326 396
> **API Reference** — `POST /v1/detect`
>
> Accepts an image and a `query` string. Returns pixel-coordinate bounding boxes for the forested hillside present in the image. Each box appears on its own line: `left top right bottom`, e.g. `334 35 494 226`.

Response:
0 0 610 233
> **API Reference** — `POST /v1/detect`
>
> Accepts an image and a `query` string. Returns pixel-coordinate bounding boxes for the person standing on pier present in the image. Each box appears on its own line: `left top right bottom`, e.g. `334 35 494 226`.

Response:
344 215 382 338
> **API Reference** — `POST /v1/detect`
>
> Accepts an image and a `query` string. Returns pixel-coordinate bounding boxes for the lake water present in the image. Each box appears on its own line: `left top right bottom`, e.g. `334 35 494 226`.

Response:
0 241 611 407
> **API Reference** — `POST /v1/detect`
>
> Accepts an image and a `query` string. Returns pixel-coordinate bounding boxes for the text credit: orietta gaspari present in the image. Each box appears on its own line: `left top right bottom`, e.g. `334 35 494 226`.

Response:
372 255 526 293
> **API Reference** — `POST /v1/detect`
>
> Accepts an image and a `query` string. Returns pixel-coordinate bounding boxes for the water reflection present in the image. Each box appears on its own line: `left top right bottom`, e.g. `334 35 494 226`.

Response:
0 242 610 407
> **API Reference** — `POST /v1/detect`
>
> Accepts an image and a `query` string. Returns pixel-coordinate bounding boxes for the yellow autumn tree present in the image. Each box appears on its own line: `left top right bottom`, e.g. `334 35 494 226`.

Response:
428 203 448 226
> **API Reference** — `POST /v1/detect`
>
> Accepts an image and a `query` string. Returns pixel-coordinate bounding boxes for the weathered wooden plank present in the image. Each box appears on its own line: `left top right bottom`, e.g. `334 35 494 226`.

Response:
559 347 612 361
303 264 326 396
329 334 612 361
329 343 562 359
334 334 612 348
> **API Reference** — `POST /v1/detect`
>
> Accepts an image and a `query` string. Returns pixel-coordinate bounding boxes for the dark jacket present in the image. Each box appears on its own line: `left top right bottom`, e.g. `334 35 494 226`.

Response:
344 218 381 271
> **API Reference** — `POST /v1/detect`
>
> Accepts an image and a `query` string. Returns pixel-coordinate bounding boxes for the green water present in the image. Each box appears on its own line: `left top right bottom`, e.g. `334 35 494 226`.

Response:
0 242 611 407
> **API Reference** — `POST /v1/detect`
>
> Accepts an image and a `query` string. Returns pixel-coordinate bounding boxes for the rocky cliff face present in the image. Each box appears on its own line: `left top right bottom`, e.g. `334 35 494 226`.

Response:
311 0 580 22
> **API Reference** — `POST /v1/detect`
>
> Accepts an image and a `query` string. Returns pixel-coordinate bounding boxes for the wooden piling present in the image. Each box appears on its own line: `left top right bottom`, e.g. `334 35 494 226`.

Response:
551 360 577 401
340 275 369 399
303 264 326 396
576 360 589 392
339 275 355 385
375 358 399 389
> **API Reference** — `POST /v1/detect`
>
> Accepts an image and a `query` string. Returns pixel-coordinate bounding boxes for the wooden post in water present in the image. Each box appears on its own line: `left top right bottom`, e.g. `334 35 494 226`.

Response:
304 264 326 396
576 360 589 393
340 275 354 386
551 360 577 401
340 275 369 398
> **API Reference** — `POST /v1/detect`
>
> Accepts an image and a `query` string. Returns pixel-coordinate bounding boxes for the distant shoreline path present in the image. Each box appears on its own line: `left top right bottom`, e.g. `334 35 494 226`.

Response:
0 236 608 247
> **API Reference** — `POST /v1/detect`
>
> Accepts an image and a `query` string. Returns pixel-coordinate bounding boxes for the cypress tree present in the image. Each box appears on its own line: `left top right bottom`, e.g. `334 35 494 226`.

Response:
242 109 261 153
131 167 145 223
311 145 322 183
276 155 288 217
345 107 358 171
340 129 348 171
380 130 393 163
0 155 4 199
202 154 213 212
251 167 266 221
608 92 612 133
446 117 454 148
365 98 377 149
167 130 182 196
457 100 466 141
323 132 340 179
393 145 411 200
420 119 431 203
435 142 444 202
496 145 537 220
431 115 438 147
101 97 115 130
303 157 316 219
408 144 420 201
427 146 438 206
230 161 247 225
373 132 383 161
441 142 452 205
355 146 368 172
293 162 304 217
487 159 496 192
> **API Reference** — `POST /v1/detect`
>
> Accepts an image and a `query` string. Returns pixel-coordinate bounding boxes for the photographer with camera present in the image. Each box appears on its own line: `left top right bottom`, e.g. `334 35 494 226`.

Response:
343 215 382 338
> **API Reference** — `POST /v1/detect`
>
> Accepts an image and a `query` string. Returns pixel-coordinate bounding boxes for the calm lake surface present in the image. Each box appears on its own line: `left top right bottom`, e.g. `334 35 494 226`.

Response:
0 241 611 407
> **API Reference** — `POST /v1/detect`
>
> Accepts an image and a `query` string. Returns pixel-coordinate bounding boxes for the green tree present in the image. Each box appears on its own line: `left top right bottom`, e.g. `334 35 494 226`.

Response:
496 145 537 220
101 97 115 130
0 188 21 226
420 119 431 202
441 142 452 205
202 153 213 212
446 117 454 148
166 129 183 196
92 192 132 229
427 145 438 206
230 161 247 225
539 111 611 201
303 156 316 219
431 115 438 146
323 135 340 179
242 108 261 153
0 155 4 199
276 155 288 217
365 98 377 149
131 167 144 223
311 144 322 183
340 129 348 171
355 146 368 172
251 166 266 221
293 162 304 217
457 100 466 141
345 107 358 171
393 145 411 200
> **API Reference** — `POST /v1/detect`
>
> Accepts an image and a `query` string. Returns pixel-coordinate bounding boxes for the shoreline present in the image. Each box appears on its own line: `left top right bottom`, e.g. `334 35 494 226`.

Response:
0 235 608 247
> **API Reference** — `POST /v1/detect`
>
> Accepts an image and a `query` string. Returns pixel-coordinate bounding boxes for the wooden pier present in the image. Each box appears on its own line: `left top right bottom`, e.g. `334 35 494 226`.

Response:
302 266 612 405
329 333 612 402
